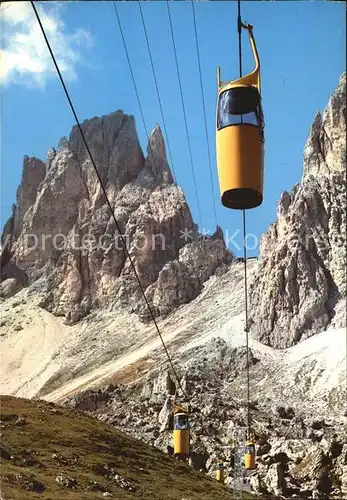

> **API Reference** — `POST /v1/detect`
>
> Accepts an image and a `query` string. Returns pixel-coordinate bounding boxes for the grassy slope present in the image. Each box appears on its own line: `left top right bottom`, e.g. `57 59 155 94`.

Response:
0 396 253 500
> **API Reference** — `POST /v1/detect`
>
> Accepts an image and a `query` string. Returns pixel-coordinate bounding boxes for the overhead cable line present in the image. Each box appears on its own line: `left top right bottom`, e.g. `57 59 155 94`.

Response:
31 0 187 399
191 0 218 230
113 1 201 403
138 1 177 184
166 0 203 234
237 0 252 441
113 1 198 321
112 1 169 215
137 0 206 293
237 0 243 79
135 5 226 443
113 0 197 315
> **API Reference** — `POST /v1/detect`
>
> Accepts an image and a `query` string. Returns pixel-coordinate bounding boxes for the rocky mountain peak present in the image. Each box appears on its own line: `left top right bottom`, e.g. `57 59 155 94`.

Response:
303 72 346 180
146 123 174 187
0 110 229 321
250 73 346 348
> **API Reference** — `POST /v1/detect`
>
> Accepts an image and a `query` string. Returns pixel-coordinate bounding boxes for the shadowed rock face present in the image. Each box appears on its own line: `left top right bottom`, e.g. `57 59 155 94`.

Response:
249 73 346 348
1 110 229 322
13 156 46 239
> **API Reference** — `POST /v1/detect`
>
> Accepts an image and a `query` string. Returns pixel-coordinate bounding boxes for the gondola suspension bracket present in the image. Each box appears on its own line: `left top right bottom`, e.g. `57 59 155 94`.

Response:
216 21 264 211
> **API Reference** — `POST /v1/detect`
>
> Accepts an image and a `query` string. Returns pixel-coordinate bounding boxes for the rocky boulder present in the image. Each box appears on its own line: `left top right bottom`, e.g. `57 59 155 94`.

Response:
0 278 23 299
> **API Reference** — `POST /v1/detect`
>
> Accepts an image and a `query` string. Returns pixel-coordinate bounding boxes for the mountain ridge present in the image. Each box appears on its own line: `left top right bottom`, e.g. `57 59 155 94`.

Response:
1 110 230 324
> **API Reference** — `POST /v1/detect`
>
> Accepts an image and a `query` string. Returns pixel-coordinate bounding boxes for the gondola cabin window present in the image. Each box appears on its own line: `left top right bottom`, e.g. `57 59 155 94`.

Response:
245 443 255 454
217 86 264 138
174 413 189 430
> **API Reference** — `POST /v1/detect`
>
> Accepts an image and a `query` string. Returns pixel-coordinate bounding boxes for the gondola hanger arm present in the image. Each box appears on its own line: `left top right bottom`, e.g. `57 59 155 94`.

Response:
217 22 261 93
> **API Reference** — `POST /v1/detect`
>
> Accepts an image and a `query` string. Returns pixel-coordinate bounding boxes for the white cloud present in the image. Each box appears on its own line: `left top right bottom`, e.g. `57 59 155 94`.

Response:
0 1 93 88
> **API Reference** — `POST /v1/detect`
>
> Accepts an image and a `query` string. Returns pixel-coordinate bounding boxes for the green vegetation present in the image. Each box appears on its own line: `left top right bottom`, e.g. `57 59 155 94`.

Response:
0 396 253 499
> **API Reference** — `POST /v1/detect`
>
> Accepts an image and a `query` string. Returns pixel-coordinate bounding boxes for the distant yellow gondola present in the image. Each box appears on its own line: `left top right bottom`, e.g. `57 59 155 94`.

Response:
215 462 225 482
173 401 190 459
216 23 264 210
244 441 256 470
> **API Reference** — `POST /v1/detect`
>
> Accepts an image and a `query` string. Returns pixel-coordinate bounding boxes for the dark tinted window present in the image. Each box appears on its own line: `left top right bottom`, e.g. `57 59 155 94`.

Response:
217 87 264 134
174 414 189 430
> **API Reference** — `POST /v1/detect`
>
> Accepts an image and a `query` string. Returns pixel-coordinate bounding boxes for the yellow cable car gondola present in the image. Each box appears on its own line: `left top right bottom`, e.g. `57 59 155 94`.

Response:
215 461 225 482
216 23 264 210
172 399 190 460
244 440 256 470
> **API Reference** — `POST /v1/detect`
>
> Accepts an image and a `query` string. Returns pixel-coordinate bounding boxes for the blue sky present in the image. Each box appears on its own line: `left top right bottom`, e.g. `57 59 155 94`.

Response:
1 1 345 257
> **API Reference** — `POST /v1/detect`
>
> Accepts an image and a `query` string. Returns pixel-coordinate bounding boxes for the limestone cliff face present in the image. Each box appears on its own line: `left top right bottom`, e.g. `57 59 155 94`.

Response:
13 156 46 239
1 110 229 322
250 73 346 348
